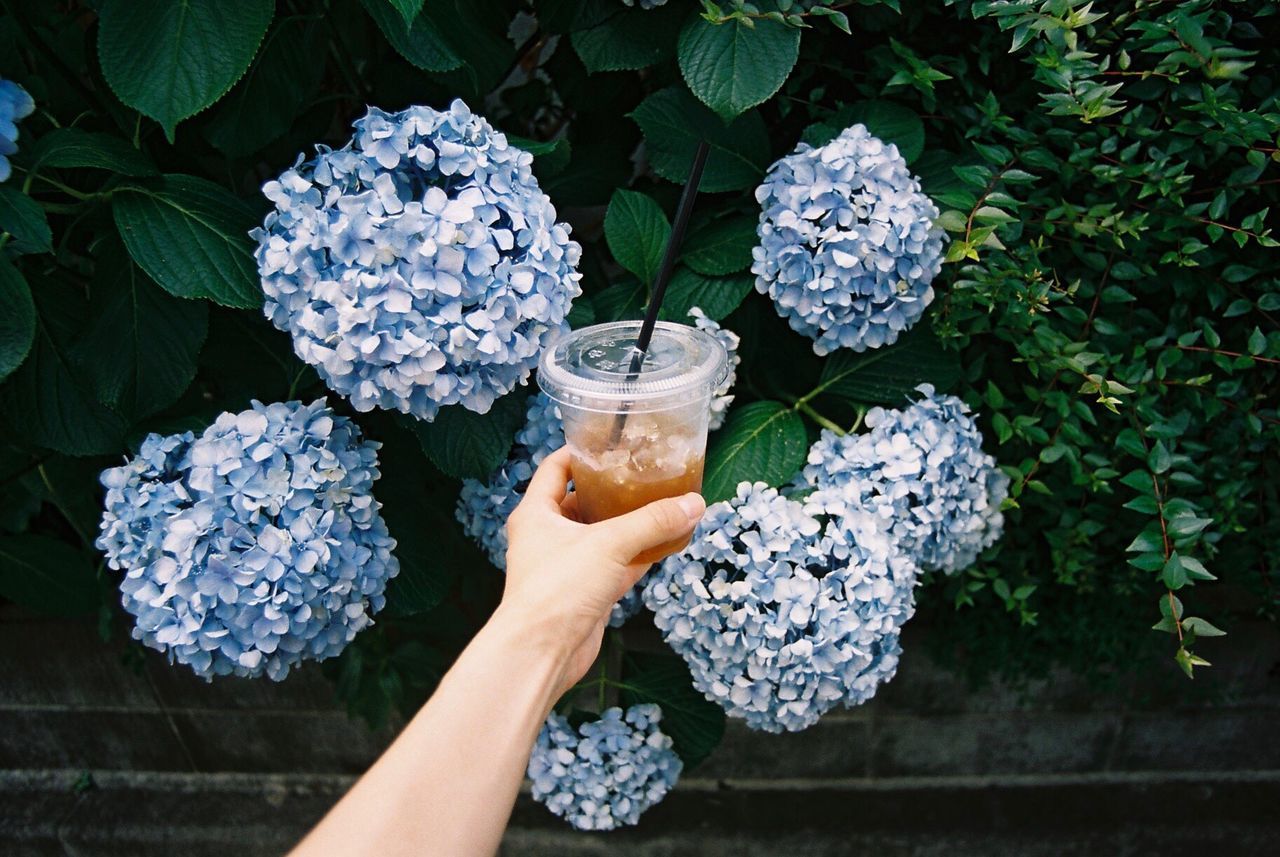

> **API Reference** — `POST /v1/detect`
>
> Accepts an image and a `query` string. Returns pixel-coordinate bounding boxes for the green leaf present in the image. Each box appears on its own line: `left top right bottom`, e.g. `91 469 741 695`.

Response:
0 535 100 617
1161 552 1188 590
593 279 646 322
97 0 274 142
361 0 464 72
507 135 572 177
1167 515 1212 538
677 17 801 120
812 322 960 407
387 0 425 27
1147 440 1172 474
204 17 326 157
703 400 807 503
1180 617 1226 638
0 186 53 255
1247 327 1267 356
73 242 208 422
0 283 128 456
620 650 726 770
630 87 770 193
25 128 158 177
1125 530 1161 553
571 3 687 73
0 257 35 382
413 391 528 480
681 216 757 276
801 101 925 163
605 190 671 287
657 267 753 322
113 175 262 309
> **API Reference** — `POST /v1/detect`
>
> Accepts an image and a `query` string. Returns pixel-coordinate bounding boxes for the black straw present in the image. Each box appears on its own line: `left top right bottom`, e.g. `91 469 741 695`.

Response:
609 140 712 444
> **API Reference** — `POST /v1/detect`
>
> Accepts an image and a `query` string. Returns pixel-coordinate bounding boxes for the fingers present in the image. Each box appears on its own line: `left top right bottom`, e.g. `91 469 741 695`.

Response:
591 492 706 563
559 492 581 522
522 446 573 510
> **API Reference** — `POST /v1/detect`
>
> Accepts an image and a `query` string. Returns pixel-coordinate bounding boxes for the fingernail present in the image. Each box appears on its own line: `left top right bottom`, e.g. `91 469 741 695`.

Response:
676 493 705 521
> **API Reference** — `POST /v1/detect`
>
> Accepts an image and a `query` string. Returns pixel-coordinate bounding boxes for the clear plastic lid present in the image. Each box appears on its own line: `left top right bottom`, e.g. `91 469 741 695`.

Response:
538 321 730 412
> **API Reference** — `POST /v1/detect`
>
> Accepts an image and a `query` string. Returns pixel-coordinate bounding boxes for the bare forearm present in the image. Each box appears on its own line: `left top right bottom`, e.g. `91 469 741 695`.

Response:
290 608 564 857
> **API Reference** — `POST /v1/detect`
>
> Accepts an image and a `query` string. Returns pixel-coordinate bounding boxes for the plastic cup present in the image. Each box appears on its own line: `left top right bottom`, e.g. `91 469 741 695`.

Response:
538 321 730 564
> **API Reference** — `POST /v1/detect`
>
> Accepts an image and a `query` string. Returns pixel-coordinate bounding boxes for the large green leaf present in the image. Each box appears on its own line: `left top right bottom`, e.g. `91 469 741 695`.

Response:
0 257 35 382
630 87 770 193
97 0 274 141
113 175 262 310
592 278 646 322
658 267 753 323
703 400 807 503
387 0 425 27
678 17 801 120
362 0 463 73
204 17 326 157
812 322 961 407
681 215 758 276
0 283 128 456
571 3 688 73
413 390 528 480
0 535 100 617
0 186 52 255
25 128 158 177
802 100 926 164
422 0 516 95
620 650 726 770
605 189 671 287
74 243 208 422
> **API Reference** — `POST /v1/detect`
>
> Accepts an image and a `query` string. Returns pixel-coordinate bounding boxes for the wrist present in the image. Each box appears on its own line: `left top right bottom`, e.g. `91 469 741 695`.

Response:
481 604 574 700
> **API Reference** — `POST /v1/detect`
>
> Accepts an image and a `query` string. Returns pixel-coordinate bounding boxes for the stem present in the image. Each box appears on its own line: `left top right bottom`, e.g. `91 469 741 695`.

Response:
849 405 868 433
1179 345 1279 365
795 400 845 435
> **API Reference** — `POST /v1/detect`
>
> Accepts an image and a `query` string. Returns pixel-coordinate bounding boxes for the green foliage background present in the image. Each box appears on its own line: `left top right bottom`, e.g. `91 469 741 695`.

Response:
0 0 1277 755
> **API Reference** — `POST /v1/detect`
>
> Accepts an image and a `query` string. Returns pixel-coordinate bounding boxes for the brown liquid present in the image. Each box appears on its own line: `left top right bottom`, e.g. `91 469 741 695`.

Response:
572 455 705 565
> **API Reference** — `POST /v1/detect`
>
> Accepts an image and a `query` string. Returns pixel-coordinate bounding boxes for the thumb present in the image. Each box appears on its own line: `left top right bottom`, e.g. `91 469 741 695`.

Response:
592 492 706 565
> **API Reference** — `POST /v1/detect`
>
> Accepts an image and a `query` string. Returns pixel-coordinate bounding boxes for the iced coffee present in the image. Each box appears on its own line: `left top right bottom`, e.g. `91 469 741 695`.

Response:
538 321 729 565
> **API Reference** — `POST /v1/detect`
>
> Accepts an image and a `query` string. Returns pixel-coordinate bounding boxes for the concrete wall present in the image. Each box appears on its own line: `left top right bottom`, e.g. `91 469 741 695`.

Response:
3 607 1278 855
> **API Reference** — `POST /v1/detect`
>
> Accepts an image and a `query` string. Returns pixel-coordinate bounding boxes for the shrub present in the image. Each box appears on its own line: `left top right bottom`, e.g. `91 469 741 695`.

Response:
0 0 1277 824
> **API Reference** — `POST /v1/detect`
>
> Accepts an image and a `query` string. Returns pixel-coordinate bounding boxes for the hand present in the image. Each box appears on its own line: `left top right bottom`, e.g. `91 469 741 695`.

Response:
497 446 706 699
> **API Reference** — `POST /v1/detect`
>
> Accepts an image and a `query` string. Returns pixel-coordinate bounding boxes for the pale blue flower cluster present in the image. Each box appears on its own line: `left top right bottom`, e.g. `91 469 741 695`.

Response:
752 124 944 355
254 100 582 421
0 79 35 183
643 482 916 733
96 400 398 681
455 391 644 627
803 385 1009 575
622 0 668 8
528 704 683 831
688 306 741 431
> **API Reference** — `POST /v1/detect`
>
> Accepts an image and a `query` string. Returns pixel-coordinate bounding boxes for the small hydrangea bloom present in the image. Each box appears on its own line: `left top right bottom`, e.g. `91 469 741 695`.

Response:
803 384 1009 574
643 482 916 733
528 704 682 831
0 79 35 183
254 100 582 421
621 0 668 8
455 391 643 627
96 400 398 681
752 124 944 355
688 306 741 431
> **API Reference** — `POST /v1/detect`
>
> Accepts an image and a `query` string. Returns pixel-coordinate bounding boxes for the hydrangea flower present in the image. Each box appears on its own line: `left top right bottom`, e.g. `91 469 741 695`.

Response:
253 100 582 421
643 482 916 733
96 400 398 681
621 0 668 8
752 124 944 355
0 79 35 183
455 391 643 627
688 306 741 431
802 384 1009 574
528 704 682 830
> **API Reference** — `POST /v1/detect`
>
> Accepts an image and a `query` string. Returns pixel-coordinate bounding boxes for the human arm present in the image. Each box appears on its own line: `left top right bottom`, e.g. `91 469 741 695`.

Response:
287 446 706 857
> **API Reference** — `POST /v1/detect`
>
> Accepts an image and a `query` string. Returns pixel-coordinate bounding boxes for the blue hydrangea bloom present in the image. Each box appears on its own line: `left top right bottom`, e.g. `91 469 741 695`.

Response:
96 400 398 681
0 79 35 183
802 385 1009 575
528 704 683 831
456 391 643 627
688 306 741 431
752 124 944 355
253 100 582 421
643 482 916 733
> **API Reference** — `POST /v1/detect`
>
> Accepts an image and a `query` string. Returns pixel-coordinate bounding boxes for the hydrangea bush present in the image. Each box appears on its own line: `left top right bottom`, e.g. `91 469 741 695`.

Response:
96 400 398 680
528 704 683 830
2 0 1277 834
